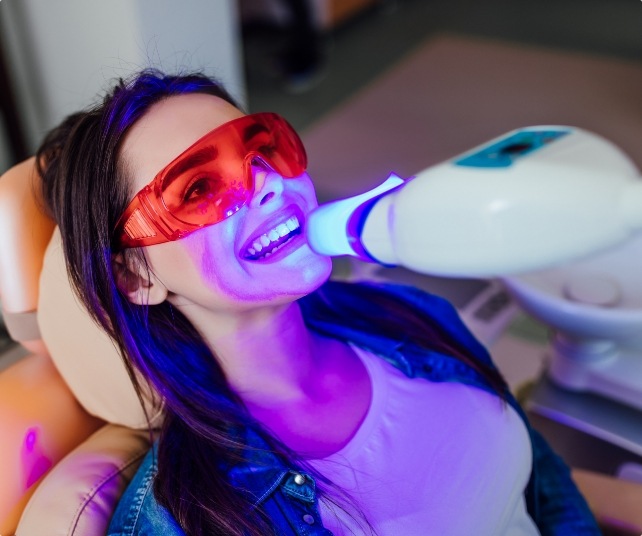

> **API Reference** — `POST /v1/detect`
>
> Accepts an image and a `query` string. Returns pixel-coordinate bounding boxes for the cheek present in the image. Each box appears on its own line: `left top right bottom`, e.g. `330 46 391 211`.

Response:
299 175 319 206
144 235 225 297
168 225 251 304
198 224 243 285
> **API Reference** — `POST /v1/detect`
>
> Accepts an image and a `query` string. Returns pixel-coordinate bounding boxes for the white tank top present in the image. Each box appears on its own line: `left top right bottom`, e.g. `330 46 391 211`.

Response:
309 345 540 536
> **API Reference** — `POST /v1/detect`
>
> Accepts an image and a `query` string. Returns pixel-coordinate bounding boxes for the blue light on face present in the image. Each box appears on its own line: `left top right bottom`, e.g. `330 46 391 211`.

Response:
455 129 570 168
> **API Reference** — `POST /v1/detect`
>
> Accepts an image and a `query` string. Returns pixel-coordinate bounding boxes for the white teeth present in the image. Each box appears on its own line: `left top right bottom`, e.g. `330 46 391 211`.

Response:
286 217 299 231
246 215 301 259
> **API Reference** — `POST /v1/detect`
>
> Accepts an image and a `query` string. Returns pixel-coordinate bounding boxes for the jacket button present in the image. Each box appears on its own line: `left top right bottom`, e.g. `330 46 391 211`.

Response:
302 514 315 525
294 473 306 485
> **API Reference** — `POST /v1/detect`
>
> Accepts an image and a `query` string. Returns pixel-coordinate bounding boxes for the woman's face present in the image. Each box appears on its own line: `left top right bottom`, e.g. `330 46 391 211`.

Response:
119 93 332 315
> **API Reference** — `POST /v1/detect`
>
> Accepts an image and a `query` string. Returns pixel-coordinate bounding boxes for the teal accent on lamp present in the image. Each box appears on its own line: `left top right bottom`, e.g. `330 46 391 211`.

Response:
456 129 571 168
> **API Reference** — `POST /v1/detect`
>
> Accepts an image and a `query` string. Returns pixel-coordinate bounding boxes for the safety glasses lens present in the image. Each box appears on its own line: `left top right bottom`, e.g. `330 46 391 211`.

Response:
158 115 305 226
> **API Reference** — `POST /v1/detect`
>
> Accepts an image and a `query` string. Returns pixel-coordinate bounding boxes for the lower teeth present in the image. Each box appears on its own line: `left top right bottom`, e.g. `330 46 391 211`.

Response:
258 236 291 259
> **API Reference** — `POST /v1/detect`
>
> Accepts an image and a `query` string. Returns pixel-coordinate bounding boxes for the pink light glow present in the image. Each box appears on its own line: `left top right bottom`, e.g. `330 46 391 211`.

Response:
21 427 52 489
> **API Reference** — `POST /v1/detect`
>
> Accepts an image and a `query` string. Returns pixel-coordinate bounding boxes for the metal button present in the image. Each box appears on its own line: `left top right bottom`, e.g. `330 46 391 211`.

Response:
302 514 315 525
293 473 306 485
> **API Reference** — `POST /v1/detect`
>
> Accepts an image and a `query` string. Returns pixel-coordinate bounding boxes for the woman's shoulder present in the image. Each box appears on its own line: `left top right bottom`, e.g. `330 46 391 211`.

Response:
108 446 186 536
308 279 493 362
314 279 462 319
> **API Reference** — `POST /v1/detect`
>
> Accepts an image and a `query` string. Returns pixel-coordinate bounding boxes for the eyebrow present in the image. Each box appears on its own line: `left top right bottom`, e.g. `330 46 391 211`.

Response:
242 122 270 143
161 145 219 188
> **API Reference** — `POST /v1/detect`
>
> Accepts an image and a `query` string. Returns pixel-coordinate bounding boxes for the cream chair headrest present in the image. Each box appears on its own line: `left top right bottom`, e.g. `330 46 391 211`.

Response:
38 228 161 429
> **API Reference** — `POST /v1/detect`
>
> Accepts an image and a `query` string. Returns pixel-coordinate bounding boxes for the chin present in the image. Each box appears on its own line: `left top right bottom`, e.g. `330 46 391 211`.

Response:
241 244 332 301
303 250 333 282
284 253 333 298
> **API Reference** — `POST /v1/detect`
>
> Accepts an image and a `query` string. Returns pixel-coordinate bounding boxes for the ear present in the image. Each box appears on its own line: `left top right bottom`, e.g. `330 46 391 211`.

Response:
112 253 168 305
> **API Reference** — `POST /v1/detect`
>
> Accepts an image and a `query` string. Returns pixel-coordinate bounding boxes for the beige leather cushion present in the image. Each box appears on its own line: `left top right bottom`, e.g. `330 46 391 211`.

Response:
16 424 151 536
38 228 161 429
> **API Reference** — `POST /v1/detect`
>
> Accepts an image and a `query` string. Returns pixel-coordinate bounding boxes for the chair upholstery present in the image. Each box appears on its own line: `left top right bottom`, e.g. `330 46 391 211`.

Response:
0 159 156 535
38 228 162 429
0 352 104 534
16 424 152 536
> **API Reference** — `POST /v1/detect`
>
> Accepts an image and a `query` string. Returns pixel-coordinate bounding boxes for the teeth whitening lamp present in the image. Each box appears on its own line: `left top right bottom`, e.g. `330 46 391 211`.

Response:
307 126 642 410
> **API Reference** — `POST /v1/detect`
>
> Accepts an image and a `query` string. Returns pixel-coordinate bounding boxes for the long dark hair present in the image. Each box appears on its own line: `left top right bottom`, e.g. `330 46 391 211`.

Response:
37 70 507 536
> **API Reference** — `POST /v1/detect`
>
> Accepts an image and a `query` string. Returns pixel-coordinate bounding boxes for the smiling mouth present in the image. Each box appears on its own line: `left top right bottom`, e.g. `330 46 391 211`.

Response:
243 215 302 261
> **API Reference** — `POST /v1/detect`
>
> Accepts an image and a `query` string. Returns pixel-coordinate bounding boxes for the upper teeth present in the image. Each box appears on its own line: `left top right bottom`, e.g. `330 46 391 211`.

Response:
248 216 300 256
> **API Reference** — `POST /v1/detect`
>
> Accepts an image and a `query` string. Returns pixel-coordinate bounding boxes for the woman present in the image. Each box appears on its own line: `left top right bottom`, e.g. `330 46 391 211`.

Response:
38 70 599 535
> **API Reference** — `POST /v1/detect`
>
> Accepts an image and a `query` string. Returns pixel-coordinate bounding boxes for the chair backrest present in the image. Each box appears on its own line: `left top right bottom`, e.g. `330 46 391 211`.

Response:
38 228 162 429
0 159 158 535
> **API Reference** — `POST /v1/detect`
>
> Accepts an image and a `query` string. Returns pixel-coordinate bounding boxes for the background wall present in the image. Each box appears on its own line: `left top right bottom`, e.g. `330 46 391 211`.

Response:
0 0 245 172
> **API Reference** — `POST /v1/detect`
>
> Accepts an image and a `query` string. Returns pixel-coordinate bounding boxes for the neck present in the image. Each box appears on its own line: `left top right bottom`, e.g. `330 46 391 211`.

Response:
183 300 325 405
175 297 371 457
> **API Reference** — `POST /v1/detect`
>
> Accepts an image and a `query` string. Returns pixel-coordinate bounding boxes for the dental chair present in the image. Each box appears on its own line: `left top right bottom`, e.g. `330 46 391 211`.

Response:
1 158 641 536
0 159 159 536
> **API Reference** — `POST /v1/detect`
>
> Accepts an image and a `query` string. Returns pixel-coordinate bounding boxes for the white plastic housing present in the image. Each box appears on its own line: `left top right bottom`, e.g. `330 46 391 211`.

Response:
309 126 642 278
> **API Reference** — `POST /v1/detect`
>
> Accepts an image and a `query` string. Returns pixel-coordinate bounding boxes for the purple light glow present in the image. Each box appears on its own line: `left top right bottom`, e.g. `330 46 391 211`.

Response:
21 427 53 489
24 428 37 452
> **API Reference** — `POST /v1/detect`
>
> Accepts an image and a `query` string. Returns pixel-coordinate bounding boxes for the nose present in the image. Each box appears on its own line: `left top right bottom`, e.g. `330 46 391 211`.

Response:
248 165 284 208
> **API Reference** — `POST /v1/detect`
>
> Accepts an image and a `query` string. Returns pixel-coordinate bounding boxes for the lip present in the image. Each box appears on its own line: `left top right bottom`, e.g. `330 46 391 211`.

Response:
239 204 307 263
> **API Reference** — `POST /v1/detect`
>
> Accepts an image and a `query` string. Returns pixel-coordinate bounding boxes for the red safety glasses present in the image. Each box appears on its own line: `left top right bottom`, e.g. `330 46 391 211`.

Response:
113 113 307 249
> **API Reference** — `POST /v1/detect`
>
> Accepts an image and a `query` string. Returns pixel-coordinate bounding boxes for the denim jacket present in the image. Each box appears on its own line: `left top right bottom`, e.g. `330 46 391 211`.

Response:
108 282 600 535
